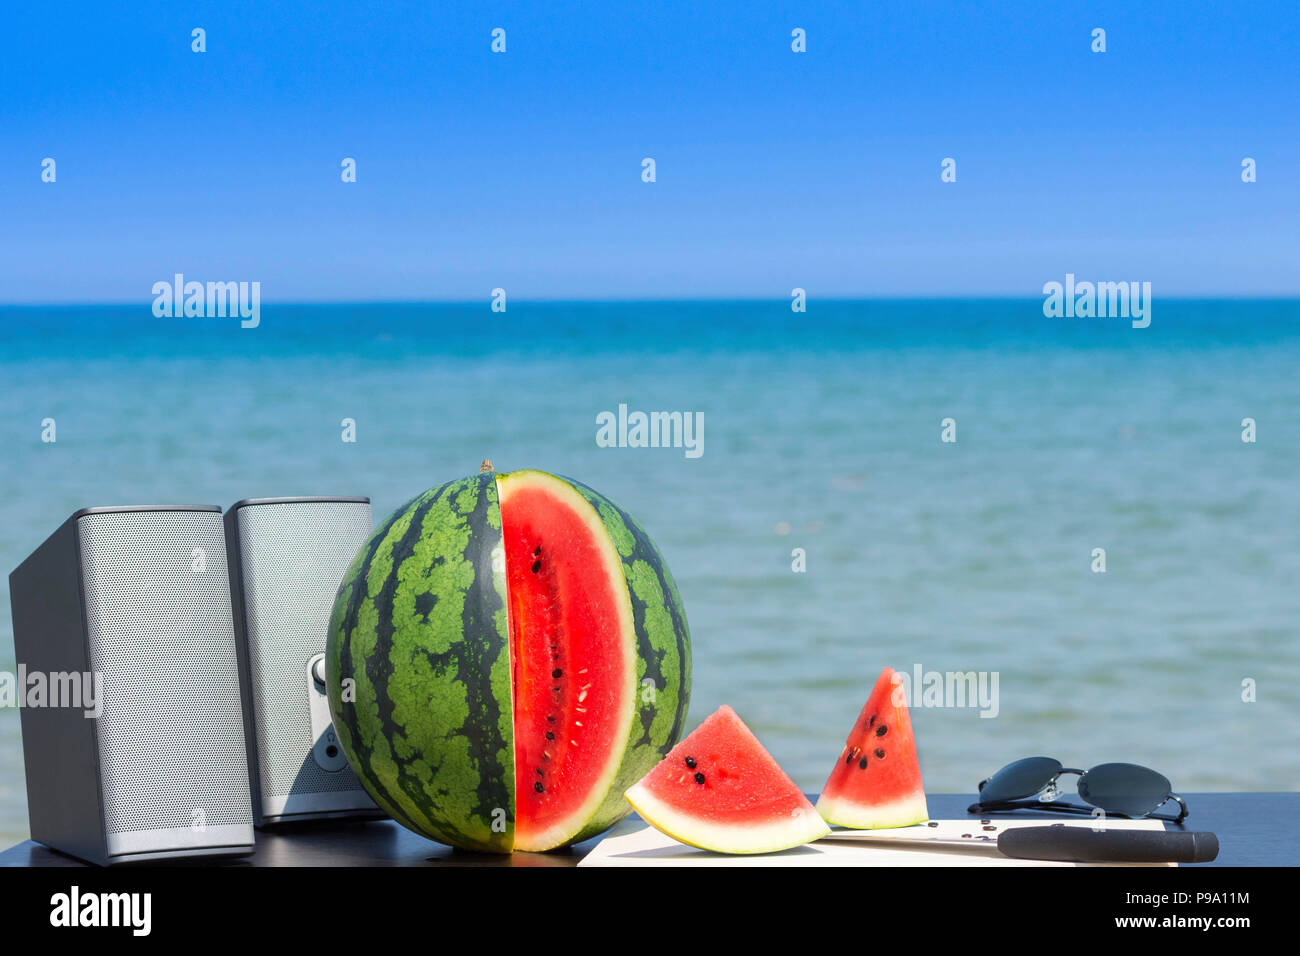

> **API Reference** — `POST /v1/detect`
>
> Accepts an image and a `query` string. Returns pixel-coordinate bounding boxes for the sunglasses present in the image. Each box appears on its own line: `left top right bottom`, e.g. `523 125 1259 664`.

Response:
969 757 1188 823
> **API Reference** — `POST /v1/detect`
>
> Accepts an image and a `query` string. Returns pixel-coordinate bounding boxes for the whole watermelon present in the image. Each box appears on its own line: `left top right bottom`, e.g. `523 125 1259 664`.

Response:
325 465 692 852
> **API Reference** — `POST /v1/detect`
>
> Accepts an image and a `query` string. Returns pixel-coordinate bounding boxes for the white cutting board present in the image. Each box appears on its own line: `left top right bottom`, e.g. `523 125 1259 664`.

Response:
580 815 1174 867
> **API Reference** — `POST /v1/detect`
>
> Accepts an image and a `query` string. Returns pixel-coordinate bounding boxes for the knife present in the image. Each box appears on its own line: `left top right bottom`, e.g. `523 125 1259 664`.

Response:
820 825 1219 863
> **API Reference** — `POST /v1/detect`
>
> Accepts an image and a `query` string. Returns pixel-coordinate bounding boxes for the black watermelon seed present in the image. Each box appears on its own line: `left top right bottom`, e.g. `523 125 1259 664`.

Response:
858 757 868 770
927 821 939 828
693 772 706 785
874 747 885 759
685 756 697 769
961 833 972 839
982 825 996 831
875 724 887 737
552 668 562 678
533 546 541 556
868 714 876 727
845 752 853 765
534 782 544 793
536 768 543 775
547 716 555 723
545 732 555 740
531 560 541 573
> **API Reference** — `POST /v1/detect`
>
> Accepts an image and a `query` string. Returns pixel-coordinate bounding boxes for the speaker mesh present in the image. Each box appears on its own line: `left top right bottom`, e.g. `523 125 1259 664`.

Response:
78 511 253 834
235 501 372 799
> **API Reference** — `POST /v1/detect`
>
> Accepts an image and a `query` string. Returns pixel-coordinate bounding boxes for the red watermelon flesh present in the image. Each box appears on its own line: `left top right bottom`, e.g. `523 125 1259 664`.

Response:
499 472 637 852
625 706 830 854
816 667 929 829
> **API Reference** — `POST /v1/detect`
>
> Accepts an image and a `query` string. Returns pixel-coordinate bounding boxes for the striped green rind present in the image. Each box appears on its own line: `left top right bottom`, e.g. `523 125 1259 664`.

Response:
326 473 515 853
563 478 693 843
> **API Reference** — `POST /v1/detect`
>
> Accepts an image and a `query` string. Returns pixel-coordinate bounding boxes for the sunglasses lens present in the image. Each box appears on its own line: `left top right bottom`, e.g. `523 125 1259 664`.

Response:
1077 763 1171 816
979 756 1063 803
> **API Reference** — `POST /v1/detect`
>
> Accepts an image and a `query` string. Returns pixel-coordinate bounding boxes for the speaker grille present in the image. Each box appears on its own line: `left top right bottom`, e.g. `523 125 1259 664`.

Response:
78 511 253 834
235 501 373 799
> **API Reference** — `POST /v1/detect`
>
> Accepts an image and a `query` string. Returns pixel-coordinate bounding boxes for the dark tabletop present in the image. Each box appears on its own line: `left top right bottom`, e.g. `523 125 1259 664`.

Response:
1 793 1294 866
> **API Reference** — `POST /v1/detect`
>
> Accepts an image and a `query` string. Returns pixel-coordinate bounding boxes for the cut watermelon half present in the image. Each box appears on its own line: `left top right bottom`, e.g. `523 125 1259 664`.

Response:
327 466 691 854
498 471 639 852
816 667 929 829
625 706 830 854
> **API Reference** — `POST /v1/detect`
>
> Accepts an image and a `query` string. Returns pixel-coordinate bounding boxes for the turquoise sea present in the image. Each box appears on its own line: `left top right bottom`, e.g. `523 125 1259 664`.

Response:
2 299 1298 846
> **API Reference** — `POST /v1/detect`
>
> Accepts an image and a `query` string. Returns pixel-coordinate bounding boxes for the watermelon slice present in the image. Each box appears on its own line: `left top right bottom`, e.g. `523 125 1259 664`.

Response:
816 667 929 828
625 706 830 854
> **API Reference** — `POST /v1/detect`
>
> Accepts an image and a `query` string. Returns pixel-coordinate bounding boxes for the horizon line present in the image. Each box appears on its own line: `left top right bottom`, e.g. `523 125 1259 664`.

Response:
3 294 1299 309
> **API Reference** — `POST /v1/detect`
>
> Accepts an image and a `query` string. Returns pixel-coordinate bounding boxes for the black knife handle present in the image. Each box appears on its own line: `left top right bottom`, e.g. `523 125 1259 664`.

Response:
997 827 1219 863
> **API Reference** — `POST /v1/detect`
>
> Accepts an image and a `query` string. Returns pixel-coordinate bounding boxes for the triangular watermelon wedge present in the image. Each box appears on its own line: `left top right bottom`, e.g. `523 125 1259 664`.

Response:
816 667 929 828
626 706 830 854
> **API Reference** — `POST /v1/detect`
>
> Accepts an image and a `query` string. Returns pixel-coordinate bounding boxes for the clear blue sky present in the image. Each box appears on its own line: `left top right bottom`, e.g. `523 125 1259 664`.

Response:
2 1 1297 301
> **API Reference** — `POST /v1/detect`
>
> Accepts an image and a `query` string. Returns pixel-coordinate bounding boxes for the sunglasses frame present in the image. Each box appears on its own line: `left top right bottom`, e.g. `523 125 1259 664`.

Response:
970 760 1189 824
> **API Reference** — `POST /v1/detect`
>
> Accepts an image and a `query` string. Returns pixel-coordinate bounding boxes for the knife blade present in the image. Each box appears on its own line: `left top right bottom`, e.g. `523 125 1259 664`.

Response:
820 825 1219 863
